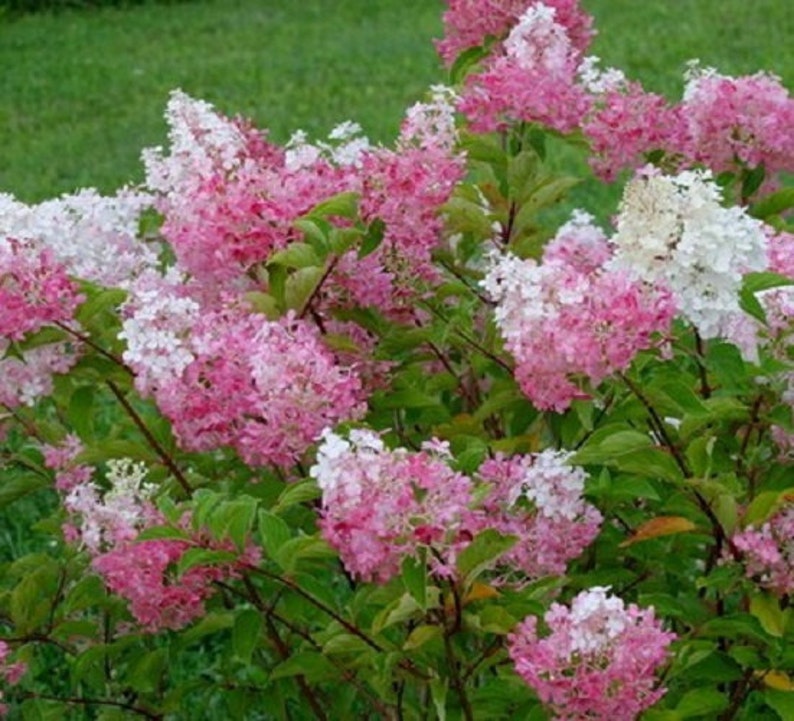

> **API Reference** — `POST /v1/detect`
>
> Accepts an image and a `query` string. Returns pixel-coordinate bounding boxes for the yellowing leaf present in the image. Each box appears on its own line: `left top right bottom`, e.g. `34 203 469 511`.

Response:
464 582 501 605
620 516 697 547
758 670 794 691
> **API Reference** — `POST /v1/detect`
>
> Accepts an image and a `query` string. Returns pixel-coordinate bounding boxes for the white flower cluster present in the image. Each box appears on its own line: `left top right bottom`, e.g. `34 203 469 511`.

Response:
119 276 200 394
310 428 386 497
64 458 155 553
565 586 630 654
285 120 371 171
507 450 591 522
610 169 767 338
0 189 157 288
399 85 460 152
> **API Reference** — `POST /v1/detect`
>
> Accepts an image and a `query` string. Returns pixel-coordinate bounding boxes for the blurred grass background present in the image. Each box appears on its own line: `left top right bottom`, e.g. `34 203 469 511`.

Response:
1 0 792 202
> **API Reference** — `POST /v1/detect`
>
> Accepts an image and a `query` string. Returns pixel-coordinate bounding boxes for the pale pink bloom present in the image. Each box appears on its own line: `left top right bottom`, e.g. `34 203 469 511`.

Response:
508 588 675 720
733 504 794 596
92 536 261 632
0 339 80 410
0 240 84 341
153 312 365 468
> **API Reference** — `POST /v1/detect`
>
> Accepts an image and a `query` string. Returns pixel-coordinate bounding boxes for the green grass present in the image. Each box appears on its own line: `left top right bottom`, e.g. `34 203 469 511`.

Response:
1 1 792 203
0 0 444 201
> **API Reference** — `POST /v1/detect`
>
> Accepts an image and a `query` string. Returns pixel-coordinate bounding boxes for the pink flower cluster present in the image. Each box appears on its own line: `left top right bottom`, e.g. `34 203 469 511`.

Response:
458 3 591 134
508 587 675 720
311 430 473 582
92 536 260 632
45 443 261 632
474 452 602 582
443 3 794 185
144 89 464 322
311 430 601 584
732 504 794 597
483 212 675 411
0 340 80 410
0 640 26 717
150 310 366 468
0 240 84 341
681 66 794 180
436 0 594 67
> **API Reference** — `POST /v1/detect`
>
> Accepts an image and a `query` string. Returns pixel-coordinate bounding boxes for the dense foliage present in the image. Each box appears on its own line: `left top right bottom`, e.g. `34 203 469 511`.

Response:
1 0 793 718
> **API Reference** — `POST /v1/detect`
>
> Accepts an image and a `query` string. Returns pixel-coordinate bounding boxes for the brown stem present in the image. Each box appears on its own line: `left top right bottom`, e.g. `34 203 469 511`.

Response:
693 330 712 399
246 566 429 681
54 321 133 374
298 255 340 320
105 380 192 495
443 629 474 721
19 692 161 720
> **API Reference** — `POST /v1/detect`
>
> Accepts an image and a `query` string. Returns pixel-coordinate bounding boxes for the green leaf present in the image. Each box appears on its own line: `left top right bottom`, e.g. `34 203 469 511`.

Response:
258 510 292 558
403 624 442 650
675 687 729 718
359 218 385 258
449 44 489 84
0 473 49 508
268 242 322 269
127 648 167 693
431 677 449 721
243 291 281 319
284 265 325 311
741 163 766 199
233 608 262 663
323 633 373 656
275 536 336 572
272 479 321 513
764 689 794 720
740 272 794 323
307 191 359 219
401 553 428 610
750 187 794 219
507 149 541 204
270 652 338 682
75 287 128 326
176 548 236 575
750 593 786 638
456 529 517 584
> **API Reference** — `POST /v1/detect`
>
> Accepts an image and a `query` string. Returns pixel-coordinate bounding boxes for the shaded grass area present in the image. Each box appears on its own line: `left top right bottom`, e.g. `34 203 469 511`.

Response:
0 0 444 201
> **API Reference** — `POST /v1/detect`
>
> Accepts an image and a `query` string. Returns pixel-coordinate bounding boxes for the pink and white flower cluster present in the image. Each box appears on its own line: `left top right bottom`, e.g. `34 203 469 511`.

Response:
474 451 602 582
483 211 675 411
45 442 260 632
508 587 675 720
311 429 602 583
443 1 794 186
732 504 794 597
122 290 366 468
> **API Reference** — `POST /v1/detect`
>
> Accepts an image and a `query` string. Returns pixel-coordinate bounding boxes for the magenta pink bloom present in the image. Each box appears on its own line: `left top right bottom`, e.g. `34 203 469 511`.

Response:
92 537 260 632
312 429 474 582
583 82 686 181
459 4 591 134
436 0 594 66
483 212 675 411
681 68 794 181
474 452 602 583
508 588 675 720
0 240 84 341
154 311 365 468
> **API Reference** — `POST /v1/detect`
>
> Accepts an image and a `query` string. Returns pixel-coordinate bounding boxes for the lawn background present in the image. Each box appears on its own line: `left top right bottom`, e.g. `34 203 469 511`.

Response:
1 0 793 202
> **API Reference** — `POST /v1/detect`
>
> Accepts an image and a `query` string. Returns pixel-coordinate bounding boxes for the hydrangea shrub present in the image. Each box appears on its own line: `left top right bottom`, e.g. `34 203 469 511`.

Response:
1 1 793 718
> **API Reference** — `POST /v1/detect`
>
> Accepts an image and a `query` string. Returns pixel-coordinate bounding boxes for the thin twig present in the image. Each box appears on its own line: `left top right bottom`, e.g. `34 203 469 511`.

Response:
105 380 192 495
